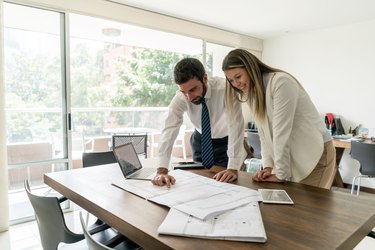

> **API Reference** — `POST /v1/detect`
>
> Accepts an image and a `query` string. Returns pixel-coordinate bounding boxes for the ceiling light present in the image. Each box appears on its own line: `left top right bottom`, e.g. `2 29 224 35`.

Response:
102 28 121 37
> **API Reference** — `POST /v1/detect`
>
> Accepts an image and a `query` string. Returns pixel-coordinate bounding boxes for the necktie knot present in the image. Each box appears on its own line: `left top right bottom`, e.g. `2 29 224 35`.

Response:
201 98 206 105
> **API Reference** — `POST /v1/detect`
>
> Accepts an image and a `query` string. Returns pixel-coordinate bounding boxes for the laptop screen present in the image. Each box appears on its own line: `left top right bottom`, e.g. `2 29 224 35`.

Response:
113 143 143 177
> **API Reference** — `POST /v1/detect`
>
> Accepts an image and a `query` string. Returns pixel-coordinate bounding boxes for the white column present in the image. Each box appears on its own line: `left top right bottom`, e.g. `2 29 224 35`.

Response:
0 0 10 232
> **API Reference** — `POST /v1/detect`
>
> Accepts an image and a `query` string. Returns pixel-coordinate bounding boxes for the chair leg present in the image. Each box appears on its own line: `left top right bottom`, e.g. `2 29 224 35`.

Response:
182 143 187 159
351 176 358 195
357 177 361 196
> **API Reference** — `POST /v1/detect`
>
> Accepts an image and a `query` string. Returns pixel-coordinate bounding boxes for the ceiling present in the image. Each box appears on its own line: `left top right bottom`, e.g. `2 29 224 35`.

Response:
108 0 375 39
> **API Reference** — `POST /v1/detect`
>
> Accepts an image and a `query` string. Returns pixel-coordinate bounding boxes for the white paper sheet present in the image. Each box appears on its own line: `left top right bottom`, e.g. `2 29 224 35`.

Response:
157 202 267 242
113 169 261 219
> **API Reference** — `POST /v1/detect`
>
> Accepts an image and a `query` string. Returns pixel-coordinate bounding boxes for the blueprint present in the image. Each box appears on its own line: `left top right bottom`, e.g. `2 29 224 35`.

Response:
157 202 267 242
113 169 261 220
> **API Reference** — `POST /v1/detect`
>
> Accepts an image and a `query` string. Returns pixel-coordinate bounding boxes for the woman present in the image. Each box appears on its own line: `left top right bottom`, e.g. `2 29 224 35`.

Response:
221 49 336 188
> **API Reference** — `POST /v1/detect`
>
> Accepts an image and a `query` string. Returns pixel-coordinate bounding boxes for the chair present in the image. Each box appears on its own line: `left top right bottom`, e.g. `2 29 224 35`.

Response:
51 131 94 160
79 212 141 250
149 132 161 158
350 141 375 195
150 125 187 159
246 131 261 159
112 134 148 158
81 151 118 224
173 125 187 159
71 131 94 158
82 151 117 168
24 179 125 250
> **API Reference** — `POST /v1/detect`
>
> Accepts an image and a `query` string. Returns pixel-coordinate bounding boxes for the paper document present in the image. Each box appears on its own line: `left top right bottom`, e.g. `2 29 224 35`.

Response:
113 169 261 219
157 202 267 242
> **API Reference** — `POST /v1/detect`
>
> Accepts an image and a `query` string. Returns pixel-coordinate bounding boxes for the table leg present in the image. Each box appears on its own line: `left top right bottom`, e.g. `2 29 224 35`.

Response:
333 147 345 188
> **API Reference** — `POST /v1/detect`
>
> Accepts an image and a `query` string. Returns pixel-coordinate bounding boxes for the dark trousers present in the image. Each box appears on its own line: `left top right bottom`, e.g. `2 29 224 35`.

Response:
190 130 228 167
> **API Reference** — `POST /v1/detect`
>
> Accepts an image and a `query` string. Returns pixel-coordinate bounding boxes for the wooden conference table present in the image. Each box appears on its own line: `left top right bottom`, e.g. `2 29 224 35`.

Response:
333 139 351 188
44 162 375 250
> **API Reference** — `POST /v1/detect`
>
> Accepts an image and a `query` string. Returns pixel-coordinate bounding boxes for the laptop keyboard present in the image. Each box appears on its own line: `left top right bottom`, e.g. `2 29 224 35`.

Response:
130 168 156 179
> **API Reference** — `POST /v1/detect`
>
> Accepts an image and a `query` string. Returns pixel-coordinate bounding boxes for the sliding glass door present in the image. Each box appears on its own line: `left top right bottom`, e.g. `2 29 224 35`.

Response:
4 2 69 223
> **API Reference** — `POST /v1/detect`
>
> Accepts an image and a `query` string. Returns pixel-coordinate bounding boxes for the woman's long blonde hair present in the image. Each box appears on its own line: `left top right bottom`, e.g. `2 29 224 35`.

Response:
222 49 283 124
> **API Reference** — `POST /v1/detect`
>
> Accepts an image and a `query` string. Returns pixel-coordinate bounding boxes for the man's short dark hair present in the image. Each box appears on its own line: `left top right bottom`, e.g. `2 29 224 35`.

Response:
173 58 205 85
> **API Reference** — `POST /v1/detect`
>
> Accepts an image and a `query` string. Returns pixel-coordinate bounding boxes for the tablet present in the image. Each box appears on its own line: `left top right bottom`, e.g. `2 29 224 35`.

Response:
259 189 294 204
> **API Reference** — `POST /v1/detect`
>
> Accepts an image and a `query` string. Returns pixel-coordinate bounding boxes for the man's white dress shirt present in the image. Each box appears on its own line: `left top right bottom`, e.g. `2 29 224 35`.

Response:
157 77 228 168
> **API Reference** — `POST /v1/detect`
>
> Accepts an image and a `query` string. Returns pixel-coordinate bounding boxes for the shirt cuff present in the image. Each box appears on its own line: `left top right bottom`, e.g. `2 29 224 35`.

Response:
157 156 171 169
227 150 247 170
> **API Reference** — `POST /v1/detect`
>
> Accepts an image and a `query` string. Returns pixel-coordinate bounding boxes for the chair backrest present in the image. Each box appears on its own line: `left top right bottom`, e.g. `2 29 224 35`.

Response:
112 134 148 158
246 131 261 159
79 212 141 250
50 132 63 156
71 131 86 152
175 125 186 142
80 212 112 250
24 179 84 250
50 131 93 158
351 141 375 176
82 151 117 168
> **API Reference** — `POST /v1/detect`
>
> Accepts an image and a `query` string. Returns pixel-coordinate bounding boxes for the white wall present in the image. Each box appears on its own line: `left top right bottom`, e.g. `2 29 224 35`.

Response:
262 19 375 188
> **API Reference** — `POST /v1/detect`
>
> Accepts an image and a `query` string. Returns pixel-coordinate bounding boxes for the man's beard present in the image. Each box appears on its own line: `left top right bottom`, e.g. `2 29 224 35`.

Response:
191 96 204 105
191 83 207 105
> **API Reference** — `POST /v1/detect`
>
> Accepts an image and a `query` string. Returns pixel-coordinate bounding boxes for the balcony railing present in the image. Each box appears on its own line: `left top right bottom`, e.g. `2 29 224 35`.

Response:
6 106 193 223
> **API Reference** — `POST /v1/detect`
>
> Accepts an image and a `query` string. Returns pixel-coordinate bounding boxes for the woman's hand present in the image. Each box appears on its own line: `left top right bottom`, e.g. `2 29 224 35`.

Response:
252 167 284 183
152 168 176 188
213 169 237 183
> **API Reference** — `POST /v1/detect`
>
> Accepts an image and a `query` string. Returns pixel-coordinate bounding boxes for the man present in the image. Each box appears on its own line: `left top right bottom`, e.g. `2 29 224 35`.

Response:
152 58 239 187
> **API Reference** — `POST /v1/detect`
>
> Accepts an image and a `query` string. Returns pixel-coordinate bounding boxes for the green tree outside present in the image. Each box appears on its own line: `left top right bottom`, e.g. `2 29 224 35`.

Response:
112 48 183 107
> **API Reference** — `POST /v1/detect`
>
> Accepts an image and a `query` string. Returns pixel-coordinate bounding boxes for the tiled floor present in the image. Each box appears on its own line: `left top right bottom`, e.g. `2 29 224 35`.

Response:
1 190 375 250
0 207 88 250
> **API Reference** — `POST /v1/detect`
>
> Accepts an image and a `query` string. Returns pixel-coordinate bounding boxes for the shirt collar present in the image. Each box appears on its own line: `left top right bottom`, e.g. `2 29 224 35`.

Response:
203 80 211 100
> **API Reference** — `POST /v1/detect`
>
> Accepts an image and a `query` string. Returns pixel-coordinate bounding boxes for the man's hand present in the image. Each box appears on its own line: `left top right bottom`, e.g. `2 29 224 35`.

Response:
152 167 176 188
252 167 284 183
213 169 237 183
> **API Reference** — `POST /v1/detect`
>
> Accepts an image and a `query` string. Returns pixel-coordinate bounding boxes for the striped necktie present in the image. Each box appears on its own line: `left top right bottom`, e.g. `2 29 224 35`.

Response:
201 99 214 168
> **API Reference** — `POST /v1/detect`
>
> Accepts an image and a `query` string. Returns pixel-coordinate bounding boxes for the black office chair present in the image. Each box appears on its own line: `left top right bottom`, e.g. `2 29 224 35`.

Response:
79 212 142 250
350 141 375 195
82 151 117 168
81 151 118 225
112 134 148 158
24 179 126 250
350 141 375 239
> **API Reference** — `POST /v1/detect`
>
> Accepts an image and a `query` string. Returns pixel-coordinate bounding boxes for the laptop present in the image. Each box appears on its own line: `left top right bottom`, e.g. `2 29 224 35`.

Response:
113 142 156 180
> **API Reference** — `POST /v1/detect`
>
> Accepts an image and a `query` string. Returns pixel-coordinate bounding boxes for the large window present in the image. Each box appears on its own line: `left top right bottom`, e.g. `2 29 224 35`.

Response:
206 43 235 78
4 4 234 223
69 14 203 138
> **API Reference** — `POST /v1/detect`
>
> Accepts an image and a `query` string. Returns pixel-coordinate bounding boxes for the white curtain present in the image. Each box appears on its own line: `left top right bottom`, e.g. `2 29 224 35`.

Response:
0 0 10 232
